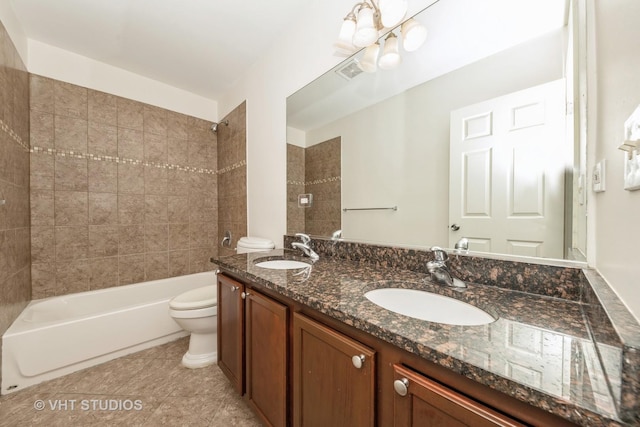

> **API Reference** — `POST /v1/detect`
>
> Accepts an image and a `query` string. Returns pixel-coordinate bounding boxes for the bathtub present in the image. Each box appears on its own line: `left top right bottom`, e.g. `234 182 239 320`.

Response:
1 271 216 394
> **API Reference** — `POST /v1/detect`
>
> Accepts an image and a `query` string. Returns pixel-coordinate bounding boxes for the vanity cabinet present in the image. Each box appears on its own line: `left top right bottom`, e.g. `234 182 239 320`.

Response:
217 273 288 427
217 271 576 427
392 364 524 427
292 313 375 427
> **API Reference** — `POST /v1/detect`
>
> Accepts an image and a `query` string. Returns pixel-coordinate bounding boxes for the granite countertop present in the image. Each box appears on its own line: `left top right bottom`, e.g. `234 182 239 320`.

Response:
212 249 627 426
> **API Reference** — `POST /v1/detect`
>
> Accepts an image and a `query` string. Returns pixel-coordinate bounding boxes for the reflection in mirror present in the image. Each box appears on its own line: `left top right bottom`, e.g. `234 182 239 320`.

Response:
287 0 587 261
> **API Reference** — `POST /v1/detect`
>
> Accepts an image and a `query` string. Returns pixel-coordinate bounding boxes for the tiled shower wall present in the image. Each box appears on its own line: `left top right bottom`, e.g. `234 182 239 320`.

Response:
286 137 341 237
29 75 218 298
217 102 247 257
0 23 31 385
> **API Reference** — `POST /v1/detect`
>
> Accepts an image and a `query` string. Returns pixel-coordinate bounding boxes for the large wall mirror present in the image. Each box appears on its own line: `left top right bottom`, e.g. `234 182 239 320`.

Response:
286 0 587 262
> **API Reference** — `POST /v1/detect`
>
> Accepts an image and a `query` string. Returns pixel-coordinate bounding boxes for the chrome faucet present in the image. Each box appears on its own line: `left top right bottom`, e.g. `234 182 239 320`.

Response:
291 233 320 262
427 246 466 289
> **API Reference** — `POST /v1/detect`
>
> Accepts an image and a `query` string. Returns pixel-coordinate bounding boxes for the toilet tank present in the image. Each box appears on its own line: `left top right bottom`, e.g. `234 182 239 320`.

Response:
236 237 275 254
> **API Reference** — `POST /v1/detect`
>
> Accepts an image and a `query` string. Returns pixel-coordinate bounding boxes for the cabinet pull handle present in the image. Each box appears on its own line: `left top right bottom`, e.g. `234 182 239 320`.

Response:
394 378 409 396
241 291 250 299
351 354 366 369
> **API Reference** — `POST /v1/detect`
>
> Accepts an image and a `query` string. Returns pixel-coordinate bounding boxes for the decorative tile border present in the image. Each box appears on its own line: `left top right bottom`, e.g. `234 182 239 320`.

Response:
31 146 246 176
0 118 29 152
287 176 341 186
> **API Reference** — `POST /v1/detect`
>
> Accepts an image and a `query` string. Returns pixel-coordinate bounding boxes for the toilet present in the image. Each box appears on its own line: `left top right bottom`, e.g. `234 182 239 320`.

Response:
168 236 275 368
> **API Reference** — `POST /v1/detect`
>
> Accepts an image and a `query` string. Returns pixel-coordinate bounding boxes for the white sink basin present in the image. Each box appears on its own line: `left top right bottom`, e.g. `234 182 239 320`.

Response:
255 260 311 270
364 288 495 326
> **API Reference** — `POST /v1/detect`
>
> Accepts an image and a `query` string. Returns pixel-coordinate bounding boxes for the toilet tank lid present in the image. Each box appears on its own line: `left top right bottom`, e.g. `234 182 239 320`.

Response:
169 285 217 310
237 236 275 249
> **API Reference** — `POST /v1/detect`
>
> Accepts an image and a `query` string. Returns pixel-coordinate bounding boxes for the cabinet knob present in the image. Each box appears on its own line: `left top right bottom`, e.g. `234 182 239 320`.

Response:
394 378 409 396
351 354 366 369
241 291 250 299
231 285 239 292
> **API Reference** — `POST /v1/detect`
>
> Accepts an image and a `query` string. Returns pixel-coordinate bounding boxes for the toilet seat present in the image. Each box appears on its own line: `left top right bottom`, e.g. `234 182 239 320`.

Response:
169 285 217 310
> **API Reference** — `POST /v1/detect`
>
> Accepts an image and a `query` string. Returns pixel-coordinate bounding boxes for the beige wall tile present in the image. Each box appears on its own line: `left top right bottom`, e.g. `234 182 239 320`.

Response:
119 254 145 286
145 252 168 281
55 226 88 261
118 224 145 255
54 115 88 152
118 194 145 225
89 192 118 225
30 75 55 113
88 122 117 157
31 262 56 299
169 223 190 250
54 81 87 120
145 195 168 223
117 97 144 131
168 196 189 223
117 163 144 194
144 167 167 195
55 259 89 294
88 90 117 126
30 154 54 190
89 161 117 193
89 225 119 258
30 111 54 148
145 223 168 252
143 132 167 163
54 191 88 226
169 250 189 277
143 105 167 136
30 189 55 226
89 256 118 290
118 128 144 159
54 156 88 191
167 112 189 140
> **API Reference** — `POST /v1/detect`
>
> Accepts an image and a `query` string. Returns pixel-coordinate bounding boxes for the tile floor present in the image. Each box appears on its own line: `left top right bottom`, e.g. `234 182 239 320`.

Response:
0 337 262 426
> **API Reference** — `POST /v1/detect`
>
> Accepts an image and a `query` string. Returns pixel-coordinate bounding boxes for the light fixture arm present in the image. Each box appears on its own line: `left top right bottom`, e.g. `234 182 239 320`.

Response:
345 1 384 31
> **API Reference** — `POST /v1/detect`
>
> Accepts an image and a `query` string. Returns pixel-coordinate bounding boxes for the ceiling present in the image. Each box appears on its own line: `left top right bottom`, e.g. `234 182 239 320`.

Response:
9 0 309 100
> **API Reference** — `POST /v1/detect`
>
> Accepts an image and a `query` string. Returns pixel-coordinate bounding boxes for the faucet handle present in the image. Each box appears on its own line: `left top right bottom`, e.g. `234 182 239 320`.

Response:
430 246 448 262
295 233 311 244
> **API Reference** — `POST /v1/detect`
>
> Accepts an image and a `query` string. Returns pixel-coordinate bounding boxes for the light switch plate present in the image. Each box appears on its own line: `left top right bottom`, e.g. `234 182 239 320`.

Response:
593 159 606 192
298 193 313 207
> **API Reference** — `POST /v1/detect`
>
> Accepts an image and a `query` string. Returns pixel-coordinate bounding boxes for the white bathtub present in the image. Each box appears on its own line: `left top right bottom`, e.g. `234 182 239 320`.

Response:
1 271 216 394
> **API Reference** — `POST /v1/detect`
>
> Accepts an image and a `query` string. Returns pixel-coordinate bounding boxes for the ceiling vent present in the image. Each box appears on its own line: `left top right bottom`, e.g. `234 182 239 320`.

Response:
335 59 364 81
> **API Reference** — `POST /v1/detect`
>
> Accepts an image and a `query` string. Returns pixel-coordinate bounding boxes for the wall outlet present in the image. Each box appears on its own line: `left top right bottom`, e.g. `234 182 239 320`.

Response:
593 159 606 192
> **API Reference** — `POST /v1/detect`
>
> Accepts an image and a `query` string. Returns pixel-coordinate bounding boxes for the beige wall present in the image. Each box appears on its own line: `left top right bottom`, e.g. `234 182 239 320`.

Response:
29 75 218 298
592 0 640 320
0 20 31 387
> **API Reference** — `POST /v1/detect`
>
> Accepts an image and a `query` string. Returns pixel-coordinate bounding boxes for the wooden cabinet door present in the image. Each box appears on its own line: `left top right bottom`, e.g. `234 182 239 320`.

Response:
217 274 245 394
245 289 288 427
293 313 375 427
392 364 525 427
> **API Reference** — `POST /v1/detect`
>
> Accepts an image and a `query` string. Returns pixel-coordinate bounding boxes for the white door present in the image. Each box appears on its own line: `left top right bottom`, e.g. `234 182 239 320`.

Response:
449 79 567 259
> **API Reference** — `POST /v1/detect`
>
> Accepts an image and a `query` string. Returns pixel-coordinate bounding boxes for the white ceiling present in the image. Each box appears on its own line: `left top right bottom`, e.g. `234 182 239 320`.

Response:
9 0 309 100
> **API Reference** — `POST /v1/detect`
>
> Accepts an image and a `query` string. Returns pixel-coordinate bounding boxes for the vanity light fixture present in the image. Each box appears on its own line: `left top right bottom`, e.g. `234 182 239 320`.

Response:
334 0 427 73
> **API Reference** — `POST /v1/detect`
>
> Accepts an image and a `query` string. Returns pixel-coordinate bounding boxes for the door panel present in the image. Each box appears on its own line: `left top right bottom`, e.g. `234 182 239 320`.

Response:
450 79 567 258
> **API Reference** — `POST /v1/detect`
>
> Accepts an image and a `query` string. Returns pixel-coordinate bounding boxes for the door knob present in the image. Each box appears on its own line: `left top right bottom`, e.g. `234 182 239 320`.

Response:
394 378 409 396
352 354 366 369
450 223 460 231
241 291 250 299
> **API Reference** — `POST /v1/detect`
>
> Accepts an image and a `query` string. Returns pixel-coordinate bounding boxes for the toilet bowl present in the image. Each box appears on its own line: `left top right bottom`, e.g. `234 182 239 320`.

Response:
168 236 274 368
169 285 217 369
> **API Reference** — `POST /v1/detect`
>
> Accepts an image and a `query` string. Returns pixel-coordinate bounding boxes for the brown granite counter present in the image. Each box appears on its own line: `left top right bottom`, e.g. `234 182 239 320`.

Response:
211 247 638 426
